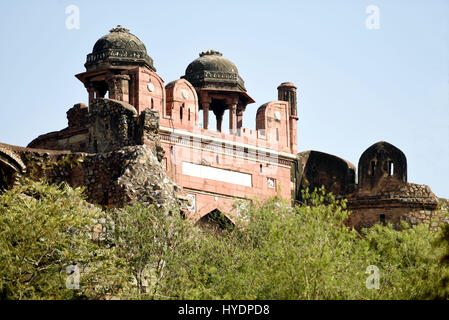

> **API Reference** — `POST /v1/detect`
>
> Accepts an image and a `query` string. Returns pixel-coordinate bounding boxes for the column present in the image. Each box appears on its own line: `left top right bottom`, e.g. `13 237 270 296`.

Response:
215 109 224 132
85 83 95 105
228 103 237 132
202 102 210 130
107 75 130 102
236 105 245 129
88 88 95 105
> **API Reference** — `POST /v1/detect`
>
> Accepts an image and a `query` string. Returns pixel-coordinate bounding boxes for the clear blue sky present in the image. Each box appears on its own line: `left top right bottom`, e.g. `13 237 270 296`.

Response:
0 0 448 197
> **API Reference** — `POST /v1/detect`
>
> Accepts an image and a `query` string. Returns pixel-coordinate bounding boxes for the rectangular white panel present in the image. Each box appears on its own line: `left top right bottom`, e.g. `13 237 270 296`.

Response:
182 162 252 187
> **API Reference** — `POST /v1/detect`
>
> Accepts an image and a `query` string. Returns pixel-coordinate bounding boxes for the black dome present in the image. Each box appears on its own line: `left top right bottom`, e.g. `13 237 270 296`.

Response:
85 25 155 72
182 50 246 92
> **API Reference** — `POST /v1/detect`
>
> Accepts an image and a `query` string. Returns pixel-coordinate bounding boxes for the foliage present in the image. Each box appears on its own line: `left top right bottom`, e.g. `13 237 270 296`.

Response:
1 181 448 300
110 204 189 299
0 178 126 300
159 187 449 300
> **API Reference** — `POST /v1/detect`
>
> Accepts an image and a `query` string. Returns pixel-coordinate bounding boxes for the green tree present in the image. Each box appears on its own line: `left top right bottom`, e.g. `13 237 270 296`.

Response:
162 187 448 300
0 178 126 299
111 204 188 299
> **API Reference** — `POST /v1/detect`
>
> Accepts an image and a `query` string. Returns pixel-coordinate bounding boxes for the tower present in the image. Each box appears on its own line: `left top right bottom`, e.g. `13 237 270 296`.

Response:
75 26 165 115
277 82 298 153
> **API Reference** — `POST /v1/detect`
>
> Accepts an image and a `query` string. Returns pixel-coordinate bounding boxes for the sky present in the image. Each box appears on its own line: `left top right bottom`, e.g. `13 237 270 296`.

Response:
0 0 447 197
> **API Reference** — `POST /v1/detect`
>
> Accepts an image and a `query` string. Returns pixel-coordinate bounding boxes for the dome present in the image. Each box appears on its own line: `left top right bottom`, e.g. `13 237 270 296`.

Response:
182 50 247 92
85 25 155 72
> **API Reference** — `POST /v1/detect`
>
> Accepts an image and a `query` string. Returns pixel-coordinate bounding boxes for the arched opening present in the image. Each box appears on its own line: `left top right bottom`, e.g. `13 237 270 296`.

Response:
196 209 234 233
0 162 17 192
370 161 376 176
379 213 386 225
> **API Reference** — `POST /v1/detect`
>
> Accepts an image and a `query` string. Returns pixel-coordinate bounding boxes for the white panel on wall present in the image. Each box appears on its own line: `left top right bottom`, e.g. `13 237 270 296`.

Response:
182 162 252 187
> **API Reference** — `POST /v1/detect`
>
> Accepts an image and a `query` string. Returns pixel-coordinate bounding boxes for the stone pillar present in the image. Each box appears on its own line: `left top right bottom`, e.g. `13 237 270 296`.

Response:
202 103 210 130
228 103 237 132
107 75 131 102
214 109 224 132
85 83 96 105
88 88 95 105
236 105 245 129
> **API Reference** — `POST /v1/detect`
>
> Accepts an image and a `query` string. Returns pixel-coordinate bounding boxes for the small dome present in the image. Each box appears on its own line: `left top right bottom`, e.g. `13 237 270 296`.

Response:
85 25 155 71
182 50 247 92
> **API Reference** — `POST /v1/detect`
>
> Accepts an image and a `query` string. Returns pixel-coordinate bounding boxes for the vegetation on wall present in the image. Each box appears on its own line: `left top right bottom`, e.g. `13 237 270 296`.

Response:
0 180 448 300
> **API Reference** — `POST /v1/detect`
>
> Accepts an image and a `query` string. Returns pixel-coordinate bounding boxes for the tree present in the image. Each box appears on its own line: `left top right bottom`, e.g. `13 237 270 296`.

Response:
112 204 188 299
0 178 126 299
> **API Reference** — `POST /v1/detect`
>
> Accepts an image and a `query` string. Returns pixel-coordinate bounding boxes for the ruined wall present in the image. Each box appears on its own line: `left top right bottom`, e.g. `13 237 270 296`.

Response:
0 100 185 212
81 144 181 210
87 98 140 153
27 104 89 152
293 143 442 231
347 174 440 230
295 150 356 200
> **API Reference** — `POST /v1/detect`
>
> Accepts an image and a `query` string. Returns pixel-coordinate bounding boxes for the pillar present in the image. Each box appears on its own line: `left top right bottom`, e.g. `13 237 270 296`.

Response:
236 105 245 129
85 82 96 105
228 103 237 132
107 75 130 102
200 93 211 130
202 103 210 130
215 109 224 132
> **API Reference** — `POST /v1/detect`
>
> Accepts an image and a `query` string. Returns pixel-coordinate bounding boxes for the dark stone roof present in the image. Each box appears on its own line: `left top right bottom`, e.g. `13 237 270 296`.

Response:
182 50 247 92
85 25 155 72
358 141 407 188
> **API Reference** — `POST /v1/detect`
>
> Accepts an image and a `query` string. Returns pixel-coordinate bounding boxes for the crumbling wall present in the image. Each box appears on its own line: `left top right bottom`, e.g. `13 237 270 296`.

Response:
295 150 356 200
87 98 140 153
27 104 89 152
0 100 185 213
347 173 440 231
82 144 181 210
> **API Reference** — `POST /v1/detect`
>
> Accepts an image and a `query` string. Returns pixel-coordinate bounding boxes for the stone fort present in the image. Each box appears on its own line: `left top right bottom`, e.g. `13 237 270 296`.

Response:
0 26 442 230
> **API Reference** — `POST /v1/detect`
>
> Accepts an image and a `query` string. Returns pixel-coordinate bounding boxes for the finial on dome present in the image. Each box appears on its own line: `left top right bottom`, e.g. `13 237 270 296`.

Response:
110 25 130 33
199 50 223 57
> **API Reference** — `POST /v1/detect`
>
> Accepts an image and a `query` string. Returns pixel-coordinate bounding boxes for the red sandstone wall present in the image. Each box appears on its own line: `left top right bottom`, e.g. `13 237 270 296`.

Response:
160 138 294 219
128 67 165 114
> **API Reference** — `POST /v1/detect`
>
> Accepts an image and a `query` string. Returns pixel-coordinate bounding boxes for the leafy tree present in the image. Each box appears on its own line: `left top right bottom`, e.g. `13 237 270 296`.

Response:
2 180 448 300
0 178 126 299
161 187 449 300
111 204 189 299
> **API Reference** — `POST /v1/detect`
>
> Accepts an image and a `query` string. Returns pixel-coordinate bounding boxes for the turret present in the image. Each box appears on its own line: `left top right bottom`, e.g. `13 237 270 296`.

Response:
277 82 298 153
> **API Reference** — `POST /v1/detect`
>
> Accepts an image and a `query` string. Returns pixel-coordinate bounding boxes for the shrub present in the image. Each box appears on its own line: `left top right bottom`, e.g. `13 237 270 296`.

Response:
0 178 125 299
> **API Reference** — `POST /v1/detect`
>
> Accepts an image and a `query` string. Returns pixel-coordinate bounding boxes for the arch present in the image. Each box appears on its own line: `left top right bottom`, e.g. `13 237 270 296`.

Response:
255 101 290 149
358 141 407 189
165 79 199 124
196 209 234 232
0 148 25 191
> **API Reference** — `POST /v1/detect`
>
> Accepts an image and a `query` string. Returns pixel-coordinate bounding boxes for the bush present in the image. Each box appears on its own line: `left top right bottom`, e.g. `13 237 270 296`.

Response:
111 204 189 299
2 181 448 300
160 188 449 300
0 178 126 300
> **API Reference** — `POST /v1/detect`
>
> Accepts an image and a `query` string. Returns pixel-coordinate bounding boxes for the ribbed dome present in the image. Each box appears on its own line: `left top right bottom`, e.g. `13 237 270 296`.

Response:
182 50 246 92
85 25 155 72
